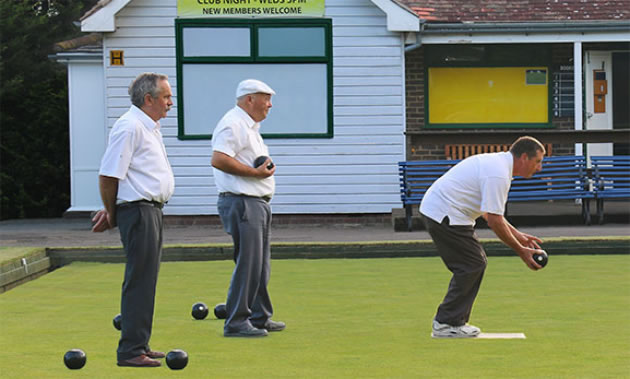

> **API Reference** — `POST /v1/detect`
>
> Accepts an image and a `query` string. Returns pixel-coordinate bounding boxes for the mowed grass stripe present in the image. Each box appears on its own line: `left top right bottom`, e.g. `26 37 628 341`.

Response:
1 255 629 378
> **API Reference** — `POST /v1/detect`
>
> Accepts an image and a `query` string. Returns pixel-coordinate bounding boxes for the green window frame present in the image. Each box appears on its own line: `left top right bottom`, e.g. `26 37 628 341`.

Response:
175 18 333 140
424 44 553 129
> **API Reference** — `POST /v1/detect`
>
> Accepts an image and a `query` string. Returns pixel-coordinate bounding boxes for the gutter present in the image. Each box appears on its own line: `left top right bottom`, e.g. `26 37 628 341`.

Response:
422 21 630 34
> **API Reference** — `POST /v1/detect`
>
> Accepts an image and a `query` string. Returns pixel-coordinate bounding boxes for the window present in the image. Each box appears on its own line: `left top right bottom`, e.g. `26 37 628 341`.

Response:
175 19 333 139
424 45 552 129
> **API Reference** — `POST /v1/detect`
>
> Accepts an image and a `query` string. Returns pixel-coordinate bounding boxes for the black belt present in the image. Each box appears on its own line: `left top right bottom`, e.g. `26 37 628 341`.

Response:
219 192 271 203
118 200 165 209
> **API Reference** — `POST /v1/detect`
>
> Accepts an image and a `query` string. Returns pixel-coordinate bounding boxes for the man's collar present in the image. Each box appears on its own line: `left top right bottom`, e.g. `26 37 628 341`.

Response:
234 105 257 129
130 105 160 131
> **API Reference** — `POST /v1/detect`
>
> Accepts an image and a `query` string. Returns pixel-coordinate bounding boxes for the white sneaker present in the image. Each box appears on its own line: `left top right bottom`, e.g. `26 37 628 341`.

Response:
432 320 481 338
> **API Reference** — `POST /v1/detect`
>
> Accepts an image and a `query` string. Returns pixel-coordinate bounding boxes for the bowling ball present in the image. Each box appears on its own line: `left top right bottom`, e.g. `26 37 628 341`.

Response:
533 251 548 268
63 349 86 370
214 303 227 319
192 302 209 320
113 313 122 330
254 156 274 170
166 349 188 370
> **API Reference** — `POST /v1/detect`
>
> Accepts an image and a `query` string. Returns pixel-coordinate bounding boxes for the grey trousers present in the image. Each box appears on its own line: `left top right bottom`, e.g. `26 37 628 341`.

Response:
116 202 163 361
218 194 273 332
421 214 487 326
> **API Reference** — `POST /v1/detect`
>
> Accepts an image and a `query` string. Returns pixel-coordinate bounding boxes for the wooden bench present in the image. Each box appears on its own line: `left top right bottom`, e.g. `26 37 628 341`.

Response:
445 143 553 160
508 155 594 224
591 155 630 224
398 155 594 231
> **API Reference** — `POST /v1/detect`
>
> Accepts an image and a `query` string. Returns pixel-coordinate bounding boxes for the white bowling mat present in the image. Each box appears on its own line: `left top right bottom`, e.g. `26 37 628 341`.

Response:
476 333 526 339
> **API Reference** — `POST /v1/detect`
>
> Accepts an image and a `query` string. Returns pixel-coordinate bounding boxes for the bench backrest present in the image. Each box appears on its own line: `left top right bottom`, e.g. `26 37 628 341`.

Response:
509 155 592 201
591 155 630 195
398 160 459 204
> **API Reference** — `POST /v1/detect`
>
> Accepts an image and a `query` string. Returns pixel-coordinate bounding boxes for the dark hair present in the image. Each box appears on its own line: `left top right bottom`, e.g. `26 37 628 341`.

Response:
128 73 169 108
510 136 546 158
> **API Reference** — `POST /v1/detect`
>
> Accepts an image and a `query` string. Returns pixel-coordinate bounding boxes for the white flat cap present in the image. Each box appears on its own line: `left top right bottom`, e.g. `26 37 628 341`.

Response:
236 79 276 98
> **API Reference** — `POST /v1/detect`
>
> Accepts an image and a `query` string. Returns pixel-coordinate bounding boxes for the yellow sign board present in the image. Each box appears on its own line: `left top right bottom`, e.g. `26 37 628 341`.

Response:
177 0 325 18
429 67 549 124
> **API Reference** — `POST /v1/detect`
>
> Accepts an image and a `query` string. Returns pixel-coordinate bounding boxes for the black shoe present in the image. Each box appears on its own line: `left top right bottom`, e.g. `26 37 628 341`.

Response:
224 325 269 337
253 320 286 332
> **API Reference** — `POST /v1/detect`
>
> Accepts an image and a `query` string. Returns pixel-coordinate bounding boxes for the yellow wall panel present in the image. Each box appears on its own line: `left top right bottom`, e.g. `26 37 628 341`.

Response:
428 67 548 124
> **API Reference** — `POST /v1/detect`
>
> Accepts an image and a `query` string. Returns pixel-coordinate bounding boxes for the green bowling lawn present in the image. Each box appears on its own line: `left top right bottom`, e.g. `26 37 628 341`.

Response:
1 255 629 378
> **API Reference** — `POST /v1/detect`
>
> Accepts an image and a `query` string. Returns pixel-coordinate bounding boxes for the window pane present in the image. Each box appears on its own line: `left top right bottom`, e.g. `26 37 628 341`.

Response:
182 63 328 136
183 27 250 57
258 27 325 57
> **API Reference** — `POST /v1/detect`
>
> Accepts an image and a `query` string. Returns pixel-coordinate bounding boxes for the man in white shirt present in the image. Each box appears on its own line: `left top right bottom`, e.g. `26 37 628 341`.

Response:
420 136 546 338
211 79 285 337
92 73 175 366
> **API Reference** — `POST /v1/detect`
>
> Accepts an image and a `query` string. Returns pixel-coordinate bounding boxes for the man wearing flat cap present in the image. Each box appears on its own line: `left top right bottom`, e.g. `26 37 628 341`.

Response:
211 79 285 337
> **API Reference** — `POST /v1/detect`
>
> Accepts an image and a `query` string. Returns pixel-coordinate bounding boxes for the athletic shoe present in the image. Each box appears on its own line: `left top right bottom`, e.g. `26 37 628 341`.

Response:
431 319 480 338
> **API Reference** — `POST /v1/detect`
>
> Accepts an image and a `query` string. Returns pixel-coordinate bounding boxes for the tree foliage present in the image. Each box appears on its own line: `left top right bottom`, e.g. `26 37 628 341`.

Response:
0 0 97 219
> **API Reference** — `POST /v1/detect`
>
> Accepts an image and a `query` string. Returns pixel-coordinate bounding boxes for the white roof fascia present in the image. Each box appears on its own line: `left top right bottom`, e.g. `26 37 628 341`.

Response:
419 31 630 44
81 0 132 32
370 0 420 32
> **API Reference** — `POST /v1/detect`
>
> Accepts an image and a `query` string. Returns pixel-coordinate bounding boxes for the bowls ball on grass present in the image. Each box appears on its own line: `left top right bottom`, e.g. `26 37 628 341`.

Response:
113 313 122 330
214 303 227 319
63 349 86 370
192 302 209 320
254 156 274 170
166 349 188 370
533 250 548 268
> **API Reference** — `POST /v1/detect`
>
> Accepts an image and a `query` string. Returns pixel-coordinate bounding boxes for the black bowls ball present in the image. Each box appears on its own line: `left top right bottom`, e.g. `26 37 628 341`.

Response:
166 349 188 370
192 302 209 320
63 349 86 370
214 303 227 319
533 251 548 268
254 155 274 170
113 313 122 330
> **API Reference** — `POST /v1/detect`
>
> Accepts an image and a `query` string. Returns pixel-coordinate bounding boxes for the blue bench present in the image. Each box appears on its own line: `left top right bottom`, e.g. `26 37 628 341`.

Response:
398 155 594 231
591 155 630 224
398 159 459 231
508 155 594 225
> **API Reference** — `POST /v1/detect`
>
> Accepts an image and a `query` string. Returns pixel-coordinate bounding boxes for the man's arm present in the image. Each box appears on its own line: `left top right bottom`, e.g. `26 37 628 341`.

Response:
483 213 543 270
211 151 275 178
92 175 119 232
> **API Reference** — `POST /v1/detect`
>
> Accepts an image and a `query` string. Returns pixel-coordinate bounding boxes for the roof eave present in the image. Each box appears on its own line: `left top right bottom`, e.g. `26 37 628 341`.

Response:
422 21 630 34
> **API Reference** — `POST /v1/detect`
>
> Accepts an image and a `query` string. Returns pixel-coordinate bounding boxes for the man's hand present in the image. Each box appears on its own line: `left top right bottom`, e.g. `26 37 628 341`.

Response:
515 231 543 249
253 157 276 178
518 247 546 271
91 209 113 232
485 213 544 271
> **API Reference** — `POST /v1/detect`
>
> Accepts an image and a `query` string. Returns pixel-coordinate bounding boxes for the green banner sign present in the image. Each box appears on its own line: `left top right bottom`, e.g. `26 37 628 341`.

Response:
178 0 325 18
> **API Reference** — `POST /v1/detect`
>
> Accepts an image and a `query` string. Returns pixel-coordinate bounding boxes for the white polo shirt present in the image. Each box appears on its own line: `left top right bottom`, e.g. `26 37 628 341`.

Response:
99 105 175 204
211 106 275 198
420 152 514 226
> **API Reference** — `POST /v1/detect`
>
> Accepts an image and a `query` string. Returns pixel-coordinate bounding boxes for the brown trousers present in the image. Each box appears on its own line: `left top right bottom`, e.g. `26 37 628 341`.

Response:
421 214 487 326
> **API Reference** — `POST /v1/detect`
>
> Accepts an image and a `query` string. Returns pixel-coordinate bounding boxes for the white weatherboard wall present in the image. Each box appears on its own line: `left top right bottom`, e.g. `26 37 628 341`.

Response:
101 0 406 215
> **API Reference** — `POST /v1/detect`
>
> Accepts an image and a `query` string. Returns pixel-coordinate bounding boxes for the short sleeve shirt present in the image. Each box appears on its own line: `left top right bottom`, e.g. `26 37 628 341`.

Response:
420 152 513 226
211 106 275 197
99 105 175 204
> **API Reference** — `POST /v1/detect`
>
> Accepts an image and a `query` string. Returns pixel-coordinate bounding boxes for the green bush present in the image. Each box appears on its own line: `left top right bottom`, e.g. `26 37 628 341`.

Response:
0 0 97 219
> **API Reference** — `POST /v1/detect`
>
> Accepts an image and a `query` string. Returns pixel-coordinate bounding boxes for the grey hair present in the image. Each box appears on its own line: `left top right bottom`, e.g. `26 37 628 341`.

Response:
128 73 169 108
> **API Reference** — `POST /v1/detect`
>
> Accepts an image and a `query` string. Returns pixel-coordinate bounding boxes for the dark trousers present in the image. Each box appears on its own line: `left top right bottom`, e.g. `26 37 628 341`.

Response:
218 194 273 331
421 214 487 326
116 202 163 360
